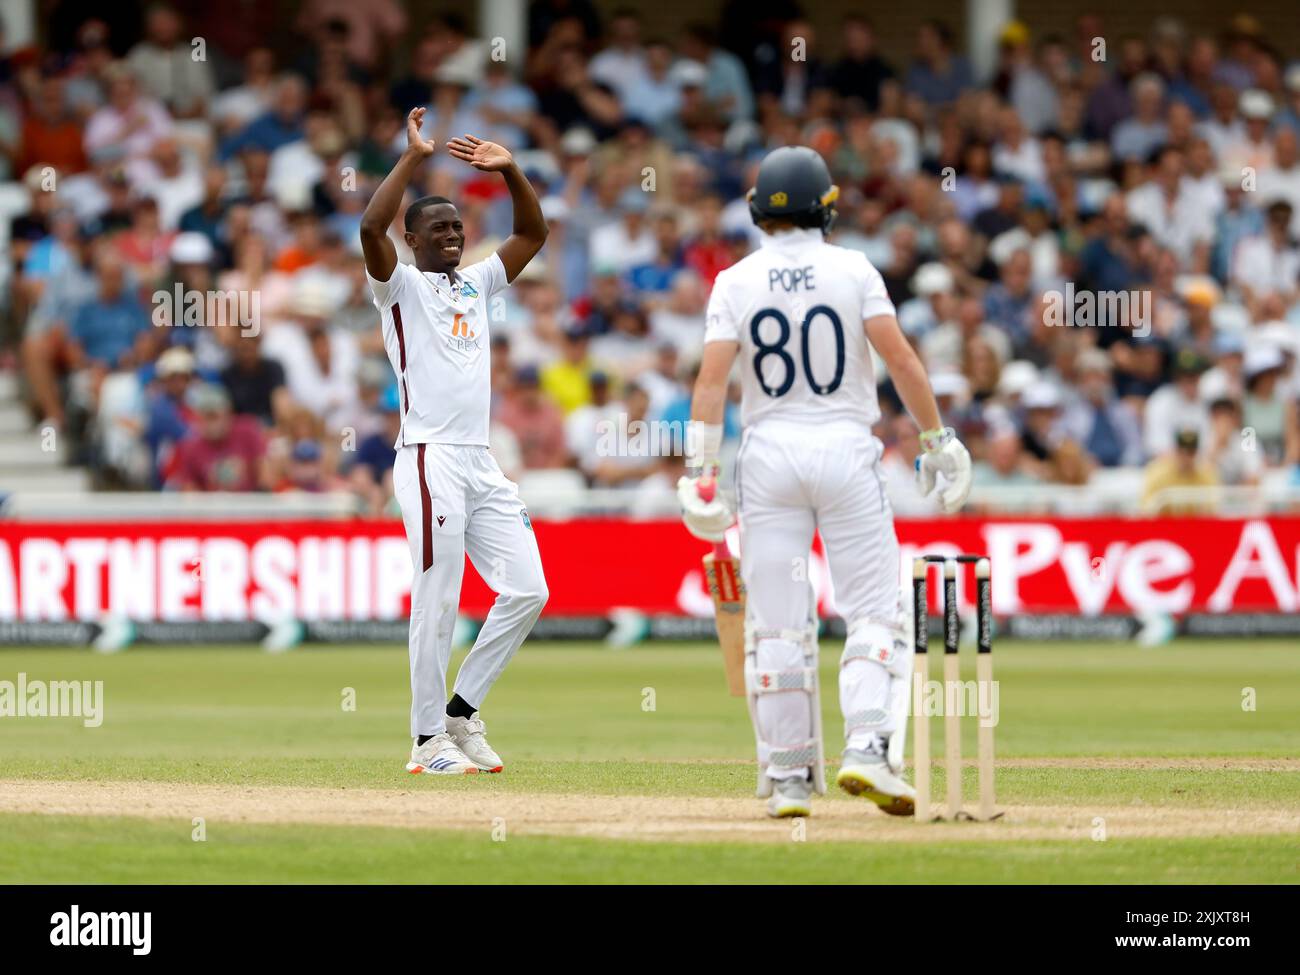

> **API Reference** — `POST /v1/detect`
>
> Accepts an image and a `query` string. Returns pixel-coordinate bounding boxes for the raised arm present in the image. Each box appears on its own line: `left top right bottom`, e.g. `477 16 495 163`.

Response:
447 134 548 283
360 107 435 282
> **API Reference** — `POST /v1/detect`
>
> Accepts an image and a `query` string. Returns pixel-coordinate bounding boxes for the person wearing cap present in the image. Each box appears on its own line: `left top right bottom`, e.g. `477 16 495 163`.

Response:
1017 379 1067 475
1221 88 1276 175
1144 347 1210 457
275 438 343 493
145 345 197 486
1140 427 1219 514
1242 344 1299 464
360 107 550 776
1212 160 1265 283
168 382 267 491
897 261 954 338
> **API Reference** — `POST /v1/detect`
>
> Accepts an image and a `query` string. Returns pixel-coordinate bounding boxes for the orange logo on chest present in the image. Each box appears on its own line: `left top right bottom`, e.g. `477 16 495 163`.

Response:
450 313 475 339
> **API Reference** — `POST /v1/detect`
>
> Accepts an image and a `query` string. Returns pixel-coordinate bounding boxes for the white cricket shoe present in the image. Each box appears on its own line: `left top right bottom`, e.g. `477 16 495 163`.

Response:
837 747 915 816
766 776 813 818
446 715 504 773
406 733 479 775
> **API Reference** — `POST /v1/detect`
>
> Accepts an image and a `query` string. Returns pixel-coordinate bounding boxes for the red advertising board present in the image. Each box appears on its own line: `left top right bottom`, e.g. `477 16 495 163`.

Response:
0 517 1297 623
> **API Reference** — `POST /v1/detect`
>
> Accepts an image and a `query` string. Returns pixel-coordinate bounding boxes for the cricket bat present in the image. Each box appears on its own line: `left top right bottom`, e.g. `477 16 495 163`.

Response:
697 476 746 696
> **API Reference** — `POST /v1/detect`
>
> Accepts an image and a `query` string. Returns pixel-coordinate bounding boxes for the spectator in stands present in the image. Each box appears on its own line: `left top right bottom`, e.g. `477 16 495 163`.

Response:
1232 200 1300 307
69 251 153 373
18 77 88 176
1141 427 1219 513
499 365 569 469
349 384 400 514
274 438 344 493
1203 396 1262 486
127 5 215 119
1144 348 1209 456
588 10 648 103
1241 344 1298 465
973 426 1040 489
220 331 287 426
829 16 893 113
678 22 753 122
541 326 599 414
1110 74 1168 161
145 345 196 486
1060 347 1144 467
168 382 266 491
212 48 277 134
905 20 973 106
219 74 308 159
84 64 174 163
10 3 1300 513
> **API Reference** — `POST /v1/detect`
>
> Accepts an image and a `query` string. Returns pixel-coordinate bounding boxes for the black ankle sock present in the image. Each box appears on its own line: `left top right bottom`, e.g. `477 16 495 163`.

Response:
416 734 434 746
446 694 476 720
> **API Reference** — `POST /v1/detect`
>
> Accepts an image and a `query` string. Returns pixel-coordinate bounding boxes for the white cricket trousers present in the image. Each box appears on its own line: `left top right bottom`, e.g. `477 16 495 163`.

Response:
393 442 548 737
737 418 904 775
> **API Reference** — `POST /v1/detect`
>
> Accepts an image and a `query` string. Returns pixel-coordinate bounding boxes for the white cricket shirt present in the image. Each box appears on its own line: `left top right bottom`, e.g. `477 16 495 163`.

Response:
704 227 896 428
368 254 508 447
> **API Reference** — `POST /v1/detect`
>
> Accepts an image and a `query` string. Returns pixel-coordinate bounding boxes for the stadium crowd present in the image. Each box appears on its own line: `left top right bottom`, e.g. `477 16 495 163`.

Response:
3 4 1300 515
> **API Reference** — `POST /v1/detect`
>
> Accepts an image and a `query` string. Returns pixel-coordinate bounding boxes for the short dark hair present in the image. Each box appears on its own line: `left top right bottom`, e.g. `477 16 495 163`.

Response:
405 195 455 231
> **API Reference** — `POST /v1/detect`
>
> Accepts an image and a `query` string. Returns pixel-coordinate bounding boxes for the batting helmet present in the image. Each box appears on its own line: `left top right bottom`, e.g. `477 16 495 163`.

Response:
747 146 840 234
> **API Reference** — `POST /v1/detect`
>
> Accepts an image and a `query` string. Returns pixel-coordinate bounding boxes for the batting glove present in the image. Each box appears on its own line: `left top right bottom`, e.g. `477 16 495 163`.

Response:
915 426 973 513
677 466 735 542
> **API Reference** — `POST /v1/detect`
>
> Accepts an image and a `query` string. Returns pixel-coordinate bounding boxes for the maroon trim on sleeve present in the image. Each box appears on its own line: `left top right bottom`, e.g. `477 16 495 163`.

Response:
393 302 409 416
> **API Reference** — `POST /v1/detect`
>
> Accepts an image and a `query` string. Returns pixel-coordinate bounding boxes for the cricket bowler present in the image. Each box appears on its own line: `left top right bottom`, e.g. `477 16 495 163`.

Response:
678 146 973 817
360 109 549 775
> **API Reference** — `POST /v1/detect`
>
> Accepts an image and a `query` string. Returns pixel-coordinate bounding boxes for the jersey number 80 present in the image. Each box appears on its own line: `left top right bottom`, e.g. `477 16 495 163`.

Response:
751 305 845 397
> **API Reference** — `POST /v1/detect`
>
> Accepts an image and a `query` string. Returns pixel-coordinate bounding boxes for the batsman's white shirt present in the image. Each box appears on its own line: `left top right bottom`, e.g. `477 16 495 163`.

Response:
368 255 548 738
704 227 895 430
703 227 905 772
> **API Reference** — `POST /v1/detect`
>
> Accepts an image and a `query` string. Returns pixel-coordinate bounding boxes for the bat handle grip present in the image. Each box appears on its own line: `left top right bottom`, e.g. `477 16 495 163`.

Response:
697 475 716 503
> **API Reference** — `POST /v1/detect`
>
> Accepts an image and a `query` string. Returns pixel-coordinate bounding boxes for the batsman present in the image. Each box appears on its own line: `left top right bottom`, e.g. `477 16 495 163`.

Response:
678 147 973 818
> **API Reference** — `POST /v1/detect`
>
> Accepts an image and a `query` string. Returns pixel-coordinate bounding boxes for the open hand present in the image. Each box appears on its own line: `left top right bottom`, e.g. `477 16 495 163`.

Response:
447 134 513 172
406 108 436 157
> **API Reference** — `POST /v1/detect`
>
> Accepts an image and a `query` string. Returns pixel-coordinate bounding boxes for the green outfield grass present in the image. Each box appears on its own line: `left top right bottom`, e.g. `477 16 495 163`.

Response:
0 640 1297 883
